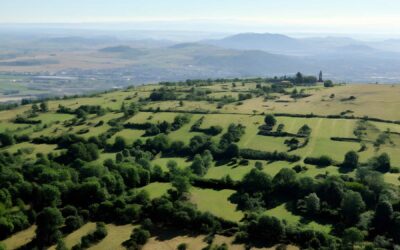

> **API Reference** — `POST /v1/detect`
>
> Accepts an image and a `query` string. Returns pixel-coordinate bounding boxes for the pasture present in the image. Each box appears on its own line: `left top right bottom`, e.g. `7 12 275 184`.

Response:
190 188 244 222
2 82 400 249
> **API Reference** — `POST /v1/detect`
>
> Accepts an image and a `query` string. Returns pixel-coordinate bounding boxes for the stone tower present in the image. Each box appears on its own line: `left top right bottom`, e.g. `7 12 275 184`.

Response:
318 70 323 82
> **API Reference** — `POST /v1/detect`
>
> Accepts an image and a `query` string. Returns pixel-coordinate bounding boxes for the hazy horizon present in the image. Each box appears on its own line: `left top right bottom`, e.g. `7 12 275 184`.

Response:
2 0 400 40
2 0 400 85
1 22 400 42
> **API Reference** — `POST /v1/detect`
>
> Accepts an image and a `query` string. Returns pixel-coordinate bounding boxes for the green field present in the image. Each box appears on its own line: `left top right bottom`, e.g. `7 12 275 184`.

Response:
138 182 172 199
190 188 244 222
152 157 192 171
48 223 97 250
2 85 400 168
264 204 332 233
2 81 400 249
1 226 36 250
89 224 136 250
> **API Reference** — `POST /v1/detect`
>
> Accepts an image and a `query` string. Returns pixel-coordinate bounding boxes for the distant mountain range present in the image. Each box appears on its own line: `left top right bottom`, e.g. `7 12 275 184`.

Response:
205 33 311 55
204 32 400 56
96 41 400 83
2 29 400 83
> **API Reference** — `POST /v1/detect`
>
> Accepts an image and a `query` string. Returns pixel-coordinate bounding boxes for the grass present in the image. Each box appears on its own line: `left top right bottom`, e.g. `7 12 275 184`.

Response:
372 121 400 134
299 165 345 178
190 187 243 222
1 225 36 250
207 92 240 99
48 223 97 250
4 83 400 248
48 223 135 250
0 106 30 122
142 230 270 250
221 84 400 121
0 122 31 133
125 112 178 124
143 231 208 250
167 114 203 144
3 105 397 180
384 173 400 185
138 182 172 199
94 152 117 164
2 142 58 155
72 112 122 139
212 235 245 250
192 114 367 163
152 157 192 172
206 162 252 181
277 117 360 161
264 204 332 233
205 160 296 181
34 113 75 124
109 129 145 144
144 100 219 113
88 224 135 250
206 160 346 182
48 95 125 111
262 161 297 177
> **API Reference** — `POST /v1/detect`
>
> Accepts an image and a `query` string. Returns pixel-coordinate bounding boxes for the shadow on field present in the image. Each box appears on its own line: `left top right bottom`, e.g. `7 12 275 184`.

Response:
215 159 234 167
150 227 199 241
338 165 354 174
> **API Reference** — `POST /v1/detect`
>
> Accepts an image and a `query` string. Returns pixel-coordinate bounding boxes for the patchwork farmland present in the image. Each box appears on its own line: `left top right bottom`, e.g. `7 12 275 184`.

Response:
1 78 400 249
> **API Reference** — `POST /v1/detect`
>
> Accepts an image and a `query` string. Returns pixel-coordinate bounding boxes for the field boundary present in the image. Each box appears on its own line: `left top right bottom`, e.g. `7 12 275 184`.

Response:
139 108 400 126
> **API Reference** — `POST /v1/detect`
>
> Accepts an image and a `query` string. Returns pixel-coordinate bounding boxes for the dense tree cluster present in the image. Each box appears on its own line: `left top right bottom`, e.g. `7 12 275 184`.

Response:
148 88 178 101
190 150 213 176
125 114 191 136
228 163 400 248
0 133 14 148
120 102 140 118
219 124 245 148
57 105 105 118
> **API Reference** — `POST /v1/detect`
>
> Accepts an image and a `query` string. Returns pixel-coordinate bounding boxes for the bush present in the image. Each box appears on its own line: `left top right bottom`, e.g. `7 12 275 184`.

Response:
264 114 277 128
77 222 107 249
14 116 41 124
36 207 64 247
149 88 178 101
245 215 285 244
298 125 312 137
56 240 68 250
64 215 83 233
14 134 30 143
177 243 188 250
343 151 359 169
123 227 150 248
324 80 333 87
304 156 333 167
240 148 301 163
0 133 14 147
93 222 108 239
373 153 391 173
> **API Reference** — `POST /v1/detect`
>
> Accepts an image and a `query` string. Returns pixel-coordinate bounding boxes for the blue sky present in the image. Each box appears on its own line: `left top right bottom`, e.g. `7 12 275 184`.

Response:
2 0 400 34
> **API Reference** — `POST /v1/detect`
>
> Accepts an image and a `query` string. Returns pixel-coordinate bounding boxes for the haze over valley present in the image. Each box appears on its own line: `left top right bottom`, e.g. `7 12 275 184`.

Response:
3 26 400 101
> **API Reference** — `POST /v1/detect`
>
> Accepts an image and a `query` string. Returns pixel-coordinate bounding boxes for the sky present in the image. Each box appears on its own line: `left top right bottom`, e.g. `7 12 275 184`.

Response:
2 0 400 36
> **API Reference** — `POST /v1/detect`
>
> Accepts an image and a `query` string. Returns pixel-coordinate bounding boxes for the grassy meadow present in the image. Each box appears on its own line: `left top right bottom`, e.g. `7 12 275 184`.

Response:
2 81 400 249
